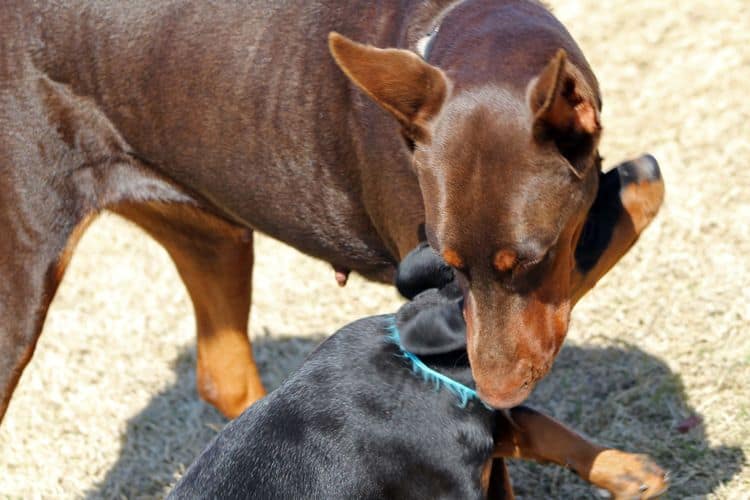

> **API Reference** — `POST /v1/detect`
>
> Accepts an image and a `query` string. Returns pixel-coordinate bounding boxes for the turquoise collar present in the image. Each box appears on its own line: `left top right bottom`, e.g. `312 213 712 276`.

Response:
386 320 487 408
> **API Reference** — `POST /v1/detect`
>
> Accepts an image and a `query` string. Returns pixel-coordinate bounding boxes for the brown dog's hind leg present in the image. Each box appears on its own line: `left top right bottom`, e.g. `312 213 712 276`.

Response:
113 202 264 419
0 113 102 423
0 209 96 423
494 407 668 499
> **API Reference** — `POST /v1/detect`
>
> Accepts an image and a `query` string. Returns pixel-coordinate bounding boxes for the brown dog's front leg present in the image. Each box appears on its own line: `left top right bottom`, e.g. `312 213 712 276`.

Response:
180 230 265 420
572 154 665 304
494 407 668 499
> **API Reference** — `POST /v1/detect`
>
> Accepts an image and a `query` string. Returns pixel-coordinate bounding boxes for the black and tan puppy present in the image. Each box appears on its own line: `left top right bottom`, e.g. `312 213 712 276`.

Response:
169 244 667 499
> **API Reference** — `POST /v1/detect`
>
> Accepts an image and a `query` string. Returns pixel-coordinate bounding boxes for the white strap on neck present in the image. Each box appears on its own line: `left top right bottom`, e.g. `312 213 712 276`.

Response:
416 26 439 59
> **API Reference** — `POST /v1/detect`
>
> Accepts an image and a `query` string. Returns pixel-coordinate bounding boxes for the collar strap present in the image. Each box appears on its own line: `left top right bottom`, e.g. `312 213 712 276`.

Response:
386 320 487 408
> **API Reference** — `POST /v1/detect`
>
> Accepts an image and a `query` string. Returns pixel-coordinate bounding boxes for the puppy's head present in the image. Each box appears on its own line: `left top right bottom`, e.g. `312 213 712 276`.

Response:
395 241 456 300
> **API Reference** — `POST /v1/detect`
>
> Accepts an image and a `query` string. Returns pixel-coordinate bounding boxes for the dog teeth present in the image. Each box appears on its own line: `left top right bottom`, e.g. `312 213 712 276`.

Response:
639 484 649 492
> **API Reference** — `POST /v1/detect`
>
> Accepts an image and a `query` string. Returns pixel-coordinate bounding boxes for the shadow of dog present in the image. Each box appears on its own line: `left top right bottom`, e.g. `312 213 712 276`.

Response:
86 335 744 499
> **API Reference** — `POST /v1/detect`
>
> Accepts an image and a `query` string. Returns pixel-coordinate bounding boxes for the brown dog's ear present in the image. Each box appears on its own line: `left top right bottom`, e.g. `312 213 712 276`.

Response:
328 32 449 143
530 50 601 167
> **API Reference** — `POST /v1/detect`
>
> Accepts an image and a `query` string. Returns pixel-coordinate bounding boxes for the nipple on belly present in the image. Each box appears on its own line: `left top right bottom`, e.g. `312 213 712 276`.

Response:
333 265 350 287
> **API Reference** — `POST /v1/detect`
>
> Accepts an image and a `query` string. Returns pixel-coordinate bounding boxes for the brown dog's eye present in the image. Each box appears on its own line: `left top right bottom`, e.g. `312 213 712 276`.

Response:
514 247 550 274
509 252 551 292
517 255 544 271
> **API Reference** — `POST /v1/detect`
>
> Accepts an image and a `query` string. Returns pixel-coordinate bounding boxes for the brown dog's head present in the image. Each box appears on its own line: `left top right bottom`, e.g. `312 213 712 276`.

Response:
329 33 658 408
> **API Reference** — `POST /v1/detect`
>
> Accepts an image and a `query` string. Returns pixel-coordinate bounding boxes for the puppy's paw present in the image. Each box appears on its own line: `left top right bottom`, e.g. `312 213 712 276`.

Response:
589 450 669 499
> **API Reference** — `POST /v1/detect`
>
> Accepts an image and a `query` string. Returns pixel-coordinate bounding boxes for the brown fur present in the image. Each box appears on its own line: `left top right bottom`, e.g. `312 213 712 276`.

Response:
493 249 518 273
0 0 662 422
326 0 660 407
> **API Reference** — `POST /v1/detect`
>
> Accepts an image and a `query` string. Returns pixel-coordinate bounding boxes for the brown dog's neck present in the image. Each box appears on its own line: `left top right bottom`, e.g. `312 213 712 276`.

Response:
426 0 599 97
399 0 464 50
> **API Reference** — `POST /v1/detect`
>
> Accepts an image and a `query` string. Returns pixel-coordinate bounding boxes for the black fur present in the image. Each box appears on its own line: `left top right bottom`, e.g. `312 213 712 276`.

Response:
169 245 498 499
575 167 622 272
395 241 456 300
575 156 662 272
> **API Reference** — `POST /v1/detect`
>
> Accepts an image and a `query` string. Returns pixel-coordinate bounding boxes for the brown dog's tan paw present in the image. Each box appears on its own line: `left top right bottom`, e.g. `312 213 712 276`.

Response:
589 450 669 499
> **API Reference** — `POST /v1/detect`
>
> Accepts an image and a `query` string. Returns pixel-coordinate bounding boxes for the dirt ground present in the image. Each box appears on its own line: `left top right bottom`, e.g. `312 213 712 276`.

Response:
1 0 748 498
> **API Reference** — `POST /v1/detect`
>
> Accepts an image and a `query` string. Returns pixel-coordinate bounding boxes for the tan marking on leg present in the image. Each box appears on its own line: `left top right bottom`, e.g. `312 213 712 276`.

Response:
112 202 265 419
589 450 669 499
620 178 665 233
481 458 493 495
196 327 265 418
484 458 515 500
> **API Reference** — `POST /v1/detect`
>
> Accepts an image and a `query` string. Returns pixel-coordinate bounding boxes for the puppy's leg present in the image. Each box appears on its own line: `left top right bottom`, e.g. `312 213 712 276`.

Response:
572 154 664 304
494 407 668 499
484 458 515 500
114 202 264 419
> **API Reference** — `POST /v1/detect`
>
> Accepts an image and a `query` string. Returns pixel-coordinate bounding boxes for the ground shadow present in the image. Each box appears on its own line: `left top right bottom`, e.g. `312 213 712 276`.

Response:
507 340 746 498
86 335 745 499
84 331 326 500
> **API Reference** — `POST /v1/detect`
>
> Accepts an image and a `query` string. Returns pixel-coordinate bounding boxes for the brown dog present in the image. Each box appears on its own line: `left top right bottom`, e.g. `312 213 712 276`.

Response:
0 0 663 421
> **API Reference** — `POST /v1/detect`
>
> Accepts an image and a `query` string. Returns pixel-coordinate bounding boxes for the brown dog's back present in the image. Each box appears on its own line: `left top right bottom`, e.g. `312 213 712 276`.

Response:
15 0 446 276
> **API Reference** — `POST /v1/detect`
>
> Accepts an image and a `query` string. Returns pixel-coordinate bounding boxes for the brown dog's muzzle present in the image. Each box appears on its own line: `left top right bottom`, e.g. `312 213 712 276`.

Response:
464 288 571 408
465 154 664 409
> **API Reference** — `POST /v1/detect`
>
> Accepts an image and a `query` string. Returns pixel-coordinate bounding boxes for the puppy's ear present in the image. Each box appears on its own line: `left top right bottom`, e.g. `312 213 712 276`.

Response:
399 302 466 355
396 242 455 299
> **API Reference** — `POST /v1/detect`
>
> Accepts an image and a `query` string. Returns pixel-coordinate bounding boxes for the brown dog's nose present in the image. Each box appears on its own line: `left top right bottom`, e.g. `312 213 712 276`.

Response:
464 290 568 409
471 356 545 409
476 382 534 409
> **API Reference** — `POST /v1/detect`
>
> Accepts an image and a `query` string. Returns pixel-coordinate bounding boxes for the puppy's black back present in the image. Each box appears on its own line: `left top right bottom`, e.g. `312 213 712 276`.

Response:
170 311 494 499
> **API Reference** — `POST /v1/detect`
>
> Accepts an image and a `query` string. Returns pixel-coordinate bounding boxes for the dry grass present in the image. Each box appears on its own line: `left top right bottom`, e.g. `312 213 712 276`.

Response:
1 0 748 498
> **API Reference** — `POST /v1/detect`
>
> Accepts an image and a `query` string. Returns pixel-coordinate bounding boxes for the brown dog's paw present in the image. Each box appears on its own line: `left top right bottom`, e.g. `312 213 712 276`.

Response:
589 450 669 499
